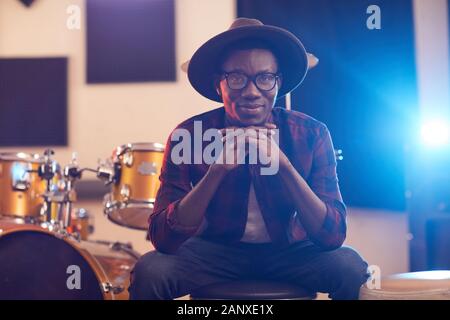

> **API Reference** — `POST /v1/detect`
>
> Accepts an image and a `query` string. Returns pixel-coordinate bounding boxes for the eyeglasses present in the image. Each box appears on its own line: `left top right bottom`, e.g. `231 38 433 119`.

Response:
222 72 280 91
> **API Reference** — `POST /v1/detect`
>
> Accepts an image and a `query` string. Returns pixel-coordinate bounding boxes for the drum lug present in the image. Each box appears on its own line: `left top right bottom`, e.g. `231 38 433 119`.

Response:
120 184 130 200
123 152 133 167
102 282 124 294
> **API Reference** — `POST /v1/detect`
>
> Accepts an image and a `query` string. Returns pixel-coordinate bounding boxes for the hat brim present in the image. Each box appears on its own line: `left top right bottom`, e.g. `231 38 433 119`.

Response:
188 25 308 102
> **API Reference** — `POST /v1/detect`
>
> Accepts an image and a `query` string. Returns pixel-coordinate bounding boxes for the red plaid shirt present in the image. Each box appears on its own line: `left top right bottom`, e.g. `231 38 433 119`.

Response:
148 107 346 253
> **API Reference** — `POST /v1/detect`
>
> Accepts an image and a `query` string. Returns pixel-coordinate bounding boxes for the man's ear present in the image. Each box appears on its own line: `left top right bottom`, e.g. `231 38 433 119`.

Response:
213 75 222 96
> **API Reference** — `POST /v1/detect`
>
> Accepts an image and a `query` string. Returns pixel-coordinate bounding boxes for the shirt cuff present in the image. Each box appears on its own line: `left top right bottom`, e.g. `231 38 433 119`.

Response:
310 200 346 250
166 199 201 235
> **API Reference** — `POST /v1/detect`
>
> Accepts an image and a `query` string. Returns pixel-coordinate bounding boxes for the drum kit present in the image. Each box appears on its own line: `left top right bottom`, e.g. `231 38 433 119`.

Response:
0 142 165 300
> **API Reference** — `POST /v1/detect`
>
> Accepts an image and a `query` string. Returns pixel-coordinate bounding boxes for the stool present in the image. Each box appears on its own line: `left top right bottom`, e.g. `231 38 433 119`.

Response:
190 280 317 300
359 270 450 300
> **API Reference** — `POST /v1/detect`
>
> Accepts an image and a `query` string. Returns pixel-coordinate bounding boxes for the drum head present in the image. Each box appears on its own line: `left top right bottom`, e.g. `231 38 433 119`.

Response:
0 230 104 300
0 152 42 162
115 142 165 156
107 206 152 230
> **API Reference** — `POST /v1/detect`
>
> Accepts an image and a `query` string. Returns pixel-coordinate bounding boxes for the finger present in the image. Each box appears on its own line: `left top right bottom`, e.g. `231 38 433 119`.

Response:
221 132 246 144
220 126 276 138
221 137 246 165
221 130 248 142
243 123 276 130
246 136 273 160
243 128 273 139
219 126 240 136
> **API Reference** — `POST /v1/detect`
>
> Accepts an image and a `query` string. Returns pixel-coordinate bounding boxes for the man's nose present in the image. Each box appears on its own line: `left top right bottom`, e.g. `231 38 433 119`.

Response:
241 80 261 99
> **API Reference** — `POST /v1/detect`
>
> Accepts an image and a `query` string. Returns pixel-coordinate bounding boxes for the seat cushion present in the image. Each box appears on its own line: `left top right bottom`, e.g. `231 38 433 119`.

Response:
359 270 450 300
191 280 316 300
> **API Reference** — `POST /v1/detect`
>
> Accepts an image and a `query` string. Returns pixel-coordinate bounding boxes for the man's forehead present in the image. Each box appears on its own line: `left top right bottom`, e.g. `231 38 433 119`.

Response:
221 48 278 70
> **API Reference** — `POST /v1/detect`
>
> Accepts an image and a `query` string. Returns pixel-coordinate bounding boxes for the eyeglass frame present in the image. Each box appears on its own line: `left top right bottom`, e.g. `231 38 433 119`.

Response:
220 71 282 92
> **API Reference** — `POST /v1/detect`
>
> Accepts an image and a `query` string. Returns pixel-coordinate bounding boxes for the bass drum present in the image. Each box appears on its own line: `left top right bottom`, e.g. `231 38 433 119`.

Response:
0 219 139 300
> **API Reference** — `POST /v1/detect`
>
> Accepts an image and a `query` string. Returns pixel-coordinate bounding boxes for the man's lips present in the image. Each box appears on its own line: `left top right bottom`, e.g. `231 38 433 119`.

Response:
239 104 263 109
238 104 264 115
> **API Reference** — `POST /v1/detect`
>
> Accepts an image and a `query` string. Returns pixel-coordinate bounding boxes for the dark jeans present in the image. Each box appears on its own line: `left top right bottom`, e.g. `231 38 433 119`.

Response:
129 237 369 300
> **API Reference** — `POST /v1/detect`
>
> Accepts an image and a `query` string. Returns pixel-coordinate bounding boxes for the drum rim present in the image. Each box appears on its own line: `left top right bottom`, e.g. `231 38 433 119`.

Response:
0 222 114 300
104 198 153 231
0 152 43 163
115 142 165 155
83 239 141 260
0 215 40 224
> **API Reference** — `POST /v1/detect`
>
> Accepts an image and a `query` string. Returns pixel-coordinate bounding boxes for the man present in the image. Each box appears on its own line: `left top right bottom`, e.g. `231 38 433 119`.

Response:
129 18 369 300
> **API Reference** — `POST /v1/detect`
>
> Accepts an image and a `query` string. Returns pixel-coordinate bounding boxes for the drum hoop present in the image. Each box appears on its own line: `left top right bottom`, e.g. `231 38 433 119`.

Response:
0 223 114 300
85 239 141 260
116 142 165 156
0 152 43 163
103 200 153 231
105 198 155 207
0 215 40 225
103 193 155 209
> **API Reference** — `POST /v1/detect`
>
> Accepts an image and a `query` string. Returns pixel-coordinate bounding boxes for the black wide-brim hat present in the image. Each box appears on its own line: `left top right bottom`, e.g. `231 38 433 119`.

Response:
187 18 309 102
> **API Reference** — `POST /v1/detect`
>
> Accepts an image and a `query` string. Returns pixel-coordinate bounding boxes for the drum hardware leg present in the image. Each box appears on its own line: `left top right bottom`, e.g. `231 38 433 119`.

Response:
61 152 83 229
93 240 133 251
102 282 125 295
88 240 140 259
36 149 60 224
42 193 54 226
110 241 133 251
63 200 72 229
118 246 141 260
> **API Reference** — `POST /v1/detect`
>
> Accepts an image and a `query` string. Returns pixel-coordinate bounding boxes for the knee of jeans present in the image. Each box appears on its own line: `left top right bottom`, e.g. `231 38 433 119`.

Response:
334 247 370 283
131 251 177 284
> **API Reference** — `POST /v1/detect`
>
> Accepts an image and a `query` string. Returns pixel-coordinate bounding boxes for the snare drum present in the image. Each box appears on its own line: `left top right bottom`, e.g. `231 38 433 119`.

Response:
0 219 139 300
104 142 165 230
0 152 45 221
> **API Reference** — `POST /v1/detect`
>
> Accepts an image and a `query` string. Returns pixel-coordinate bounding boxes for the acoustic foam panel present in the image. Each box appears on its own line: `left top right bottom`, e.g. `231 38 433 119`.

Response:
0 57 68 146
87 0 176 83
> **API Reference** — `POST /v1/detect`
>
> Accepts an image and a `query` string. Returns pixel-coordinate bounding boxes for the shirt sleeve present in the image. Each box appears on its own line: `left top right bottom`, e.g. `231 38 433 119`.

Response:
306 124 347 250
147 129 198 254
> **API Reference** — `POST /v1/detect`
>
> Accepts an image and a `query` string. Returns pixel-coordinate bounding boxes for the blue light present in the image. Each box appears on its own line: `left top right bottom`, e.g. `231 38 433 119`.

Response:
420 118 450 147
11 162 28 182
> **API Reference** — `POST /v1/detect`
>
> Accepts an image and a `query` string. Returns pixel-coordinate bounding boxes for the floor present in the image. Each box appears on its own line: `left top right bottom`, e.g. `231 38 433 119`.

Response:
76 200 409 300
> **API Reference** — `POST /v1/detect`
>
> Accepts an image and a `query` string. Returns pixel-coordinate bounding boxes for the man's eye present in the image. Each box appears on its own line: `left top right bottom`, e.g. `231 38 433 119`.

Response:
229 75 244 83
259 74 274 82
